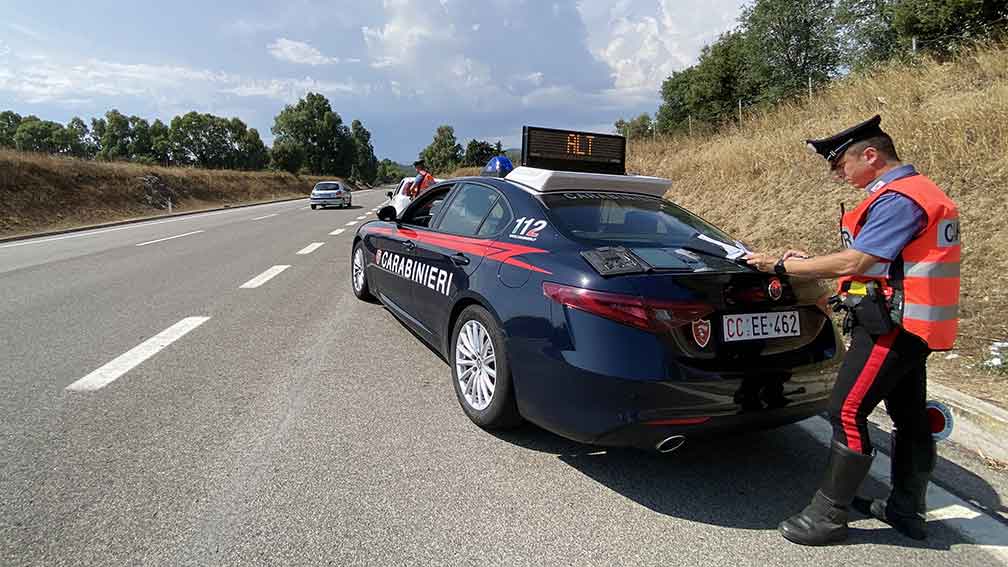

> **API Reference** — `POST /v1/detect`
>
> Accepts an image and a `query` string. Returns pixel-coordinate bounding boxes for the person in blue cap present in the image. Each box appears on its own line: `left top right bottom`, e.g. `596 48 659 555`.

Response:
481 155 514 178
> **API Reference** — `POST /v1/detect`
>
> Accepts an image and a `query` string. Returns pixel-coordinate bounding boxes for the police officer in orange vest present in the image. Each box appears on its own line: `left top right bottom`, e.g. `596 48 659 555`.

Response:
412 159 435 197
745 115 960 546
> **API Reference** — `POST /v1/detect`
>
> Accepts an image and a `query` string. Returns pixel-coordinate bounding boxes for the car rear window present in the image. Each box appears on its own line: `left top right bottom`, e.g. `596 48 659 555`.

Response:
316 183 341 191
540 192 737 246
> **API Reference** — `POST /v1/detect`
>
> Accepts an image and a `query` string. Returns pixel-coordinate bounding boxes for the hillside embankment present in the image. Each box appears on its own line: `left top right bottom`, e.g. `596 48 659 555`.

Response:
0 150 347 237
627 45 1007 405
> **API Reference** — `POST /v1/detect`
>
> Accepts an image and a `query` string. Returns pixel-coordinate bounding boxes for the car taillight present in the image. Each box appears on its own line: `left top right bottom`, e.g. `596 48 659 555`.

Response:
543 282 714 334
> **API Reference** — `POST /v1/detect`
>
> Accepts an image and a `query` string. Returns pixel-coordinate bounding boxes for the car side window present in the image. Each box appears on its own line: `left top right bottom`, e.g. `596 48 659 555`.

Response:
476 197 512 236
401 185 453 228
436 183 501 236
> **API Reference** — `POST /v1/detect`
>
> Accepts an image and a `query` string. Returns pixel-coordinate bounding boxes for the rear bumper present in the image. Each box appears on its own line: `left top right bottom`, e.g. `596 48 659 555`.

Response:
509 316 843 450
311 196 350 206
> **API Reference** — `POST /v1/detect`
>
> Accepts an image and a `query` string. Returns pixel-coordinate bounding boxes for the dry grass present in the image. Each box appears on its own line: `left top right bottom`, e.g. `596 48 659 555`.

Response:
626 45 1008 405
447 166 482 178
0 150 349 237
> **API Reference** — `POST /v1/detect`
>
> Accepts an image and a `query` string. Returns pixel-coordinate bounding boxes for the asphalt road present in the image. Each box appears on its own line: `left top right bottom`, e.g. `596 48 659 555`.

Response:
1 187 1005 566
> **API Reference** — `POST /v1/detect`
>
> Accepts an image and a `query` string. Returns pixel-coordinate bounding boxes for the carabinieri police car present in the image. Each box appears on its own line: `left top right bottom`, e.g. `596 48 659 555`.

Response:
351 126 841 452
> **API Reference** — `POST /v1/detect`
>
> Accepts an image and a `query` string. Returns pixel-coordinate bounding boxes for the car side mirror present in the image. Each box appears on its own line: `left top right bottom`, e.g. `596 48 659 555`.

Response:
386 191 393 198
377 205 398 222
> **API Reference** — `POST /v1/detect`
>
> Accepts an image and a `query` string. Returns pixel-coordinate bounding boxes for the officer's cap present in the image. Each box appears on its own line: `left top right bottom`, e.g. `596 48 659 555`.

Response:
806 115 885 165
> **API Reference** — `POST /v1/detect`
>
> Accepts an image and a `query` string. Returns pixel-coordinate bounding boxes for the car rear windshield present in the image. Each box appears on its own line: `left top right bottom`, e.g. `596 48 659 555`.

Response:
540 192 737 247
315 183 341 191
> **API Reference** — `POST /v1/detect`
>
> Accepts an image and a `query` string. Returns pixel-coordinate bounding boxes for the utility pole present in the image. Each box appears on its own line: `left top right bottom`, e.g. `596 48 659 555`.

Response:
808 76 813 102
738 99 743 128
688 115 693 137
912 37 917 54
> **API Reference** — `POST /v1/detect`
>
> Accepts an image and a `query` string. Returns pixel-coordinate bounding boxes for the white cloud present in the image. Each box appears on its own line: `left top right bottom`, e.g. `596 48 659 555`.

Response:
578 0 746 102
267 38 340 65
6 23 45 40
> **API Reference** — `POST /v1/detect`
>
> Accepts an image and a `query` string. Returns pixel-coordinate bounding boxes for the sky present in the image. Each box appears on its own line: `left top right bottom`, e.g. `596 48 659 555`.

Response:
0 0 747 163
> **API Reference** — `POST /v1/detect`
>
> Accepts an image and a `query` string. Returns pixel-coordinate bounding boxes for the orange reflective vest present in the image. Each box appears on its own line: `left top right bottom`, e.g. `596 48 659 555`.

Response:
837 173 960 350
415 171 435 195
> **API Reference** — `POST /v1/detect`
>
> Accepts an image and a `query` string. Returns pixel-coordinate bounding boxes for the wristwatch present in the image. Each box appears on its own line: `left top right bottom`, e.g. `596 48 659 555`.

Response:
774 257 787 275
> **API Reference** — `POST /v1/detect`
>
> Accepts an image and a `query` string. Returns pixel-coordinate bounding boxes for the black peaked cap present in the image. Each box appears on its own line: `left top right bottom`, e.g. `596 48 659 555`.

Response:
806 115 884 164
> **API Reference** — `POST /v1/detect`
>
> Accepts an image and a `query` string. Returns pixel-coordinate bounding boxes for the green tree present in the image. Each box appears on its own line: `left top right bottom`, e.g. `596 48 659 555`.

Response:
375 158 401 184
614 114 654 139
270 141 305 174
149 119 172 165
462 139 497 167
89 117 106 157
419 125 463 174
836 0 902 67
350 119 379 184
13 116 70 154
271 92 354 176
741 0 842 103
65 117 92 158
238 128 270 171
0 111 22 148
890 0 1008 56
98 109 132 160
128 116 153 161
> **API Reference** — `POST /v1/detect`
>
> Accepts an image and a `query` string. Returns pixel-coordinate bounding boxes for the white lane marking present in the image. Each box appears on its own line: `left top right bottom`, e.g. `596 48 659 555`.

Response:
135 230 204 247
251 213 278 220
296 242 325 255
356 215 367 220
329 229 346 236
66 317 211 392
302 206 310 210
0 203 305 249
239 265 290 289
798 417 1008 560
346 221 358 226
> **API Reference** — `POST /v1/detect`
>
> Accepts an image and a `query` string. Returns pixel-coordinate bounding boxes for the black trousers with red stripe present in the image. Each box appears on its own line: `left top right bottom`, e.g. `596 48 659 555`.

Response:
828 324 932 455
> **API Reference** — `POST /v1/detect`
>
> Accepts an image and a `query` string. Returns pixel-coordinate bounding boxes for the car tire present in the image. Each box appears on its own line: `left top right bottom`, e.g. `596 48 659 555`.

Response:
311 204 317 210
450 305 523 430
351 240 375 301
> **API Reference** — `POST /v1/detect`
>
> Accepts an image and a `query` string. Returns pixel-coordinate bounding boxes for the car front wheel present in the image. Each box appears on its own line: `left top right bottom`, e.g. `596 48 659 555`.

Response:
351 241 374 301
450 305 522 430
311 204 317 210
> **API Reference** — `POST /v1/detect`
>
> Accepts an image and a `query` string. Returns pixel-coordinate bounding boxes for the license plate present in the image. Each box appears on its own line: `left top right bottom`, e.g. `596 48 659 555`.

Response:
722 311 800 342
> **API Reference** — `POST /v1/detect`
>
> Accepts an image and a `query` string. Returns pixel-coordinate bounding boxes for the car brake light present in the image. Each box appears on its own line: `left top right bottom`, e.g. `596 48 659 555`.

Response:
543 282 714 334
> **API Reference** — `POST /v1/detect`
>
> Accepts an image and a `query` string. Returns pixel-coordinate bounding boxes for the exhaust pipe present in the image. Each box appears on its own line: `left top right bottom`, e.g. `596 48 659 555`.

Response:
655 435 686 454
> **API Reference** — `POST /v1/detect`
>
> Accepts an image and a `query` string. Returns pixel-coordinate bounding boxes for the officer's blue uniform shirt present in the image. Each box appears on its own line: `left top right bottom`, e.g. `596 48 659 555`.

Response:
852 164 927 261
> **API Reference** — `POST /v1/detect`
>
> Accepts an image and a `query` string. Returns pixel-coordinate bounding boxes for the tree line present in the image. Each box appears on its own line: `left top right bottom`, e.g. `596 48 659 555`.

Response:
0 92 387 185
615 0 1008 138
416 125 505 175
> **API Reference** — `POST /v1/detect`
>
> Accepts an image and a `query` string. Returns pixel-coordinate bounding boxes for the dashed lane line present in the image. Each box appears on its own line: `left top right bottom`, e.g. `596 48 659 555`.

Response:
296 242 325 255
329 229 346 236
346 221 358 226
135 230 204 247
65 317 211 392
251 213 278 220
239 265 291 289
356 215 367 220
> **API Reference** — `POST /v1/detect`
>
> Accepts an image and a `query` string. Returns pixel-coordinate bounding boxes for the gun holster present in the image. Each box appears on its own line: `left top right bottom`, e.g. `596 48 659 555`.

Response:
831 282 896 336
851 283 895 335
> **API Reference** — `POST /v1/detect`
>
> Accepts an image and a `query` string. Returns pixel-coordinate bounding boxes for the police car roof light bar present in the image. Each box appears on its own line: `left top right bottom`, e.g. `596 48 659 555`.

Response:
521 126 626 175
505 166 673 198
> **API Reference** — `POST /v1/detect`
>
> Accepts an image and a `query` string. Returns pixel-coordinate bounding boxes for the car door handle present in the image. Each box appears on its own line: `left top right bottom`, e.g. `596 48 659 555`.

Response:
451 253 470 266
403 240 416 251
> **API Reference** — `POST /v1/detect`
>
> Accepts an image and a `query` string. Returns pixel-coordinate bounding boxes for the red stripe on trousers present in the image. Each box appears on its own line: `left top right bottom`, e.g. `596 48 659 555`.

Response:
840 330 897 453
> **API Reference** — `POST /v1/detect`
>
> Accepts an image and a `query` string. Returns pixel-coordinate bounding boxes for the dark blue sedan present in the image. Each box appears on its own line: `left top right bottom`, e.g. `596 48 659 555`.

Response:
351 128 841 452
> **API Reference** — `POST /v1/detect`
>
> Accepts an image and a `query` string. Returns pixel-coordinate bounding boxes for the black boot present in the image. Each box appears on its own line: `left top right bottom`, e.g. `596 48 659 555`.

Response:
779 441 874 546
852 433 933 540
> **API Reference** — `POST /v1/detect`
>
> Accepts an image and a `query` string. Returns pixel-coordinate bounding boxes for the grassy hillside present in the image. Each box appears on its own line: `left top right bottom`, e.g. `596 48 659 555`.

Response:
0 150 348 237
627 44 1007 396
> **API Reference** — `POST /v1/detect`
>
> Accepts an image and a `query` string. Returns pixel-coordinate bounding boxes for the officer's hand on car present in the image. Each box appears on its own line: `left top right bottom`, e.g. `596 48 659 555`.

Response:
743 252 777 273
781 249 811 261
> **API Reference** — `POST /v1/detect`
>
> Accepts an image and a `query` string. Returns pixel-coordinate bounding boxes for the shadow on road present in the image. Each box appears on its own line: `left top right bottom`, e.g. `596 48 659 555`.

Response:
491 419 1003 551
